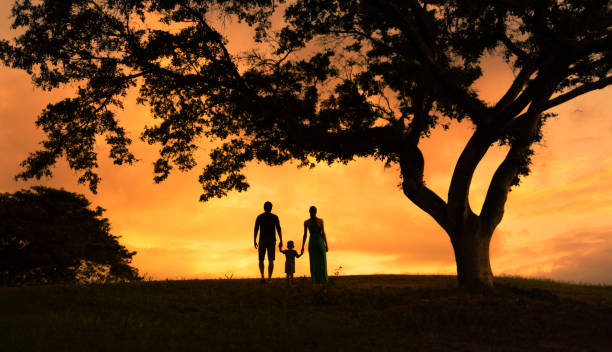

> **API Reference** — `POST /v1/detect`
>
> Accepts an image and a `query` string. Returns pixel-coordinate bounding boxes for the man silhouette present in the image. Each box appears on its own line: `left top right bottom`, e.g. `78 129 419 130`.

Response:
254 201 283 281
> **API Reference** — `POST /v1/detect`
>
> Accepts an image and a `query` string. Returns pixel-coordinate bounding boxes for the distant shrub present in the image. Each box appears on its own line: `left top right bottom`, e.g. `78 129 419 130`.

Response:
0 187 141 285
334 266 343 277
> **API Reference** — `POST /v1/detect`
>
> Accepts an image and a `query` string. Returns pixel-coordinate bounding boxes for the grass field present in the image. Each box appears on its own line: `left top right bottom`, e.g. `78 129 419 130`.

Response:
1 275 611 351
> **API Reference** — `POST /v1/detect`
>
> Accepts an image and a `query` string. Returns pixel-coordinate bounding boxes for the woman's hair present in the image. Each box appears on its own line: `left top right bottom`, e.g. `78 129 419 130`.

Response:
309 206 317 215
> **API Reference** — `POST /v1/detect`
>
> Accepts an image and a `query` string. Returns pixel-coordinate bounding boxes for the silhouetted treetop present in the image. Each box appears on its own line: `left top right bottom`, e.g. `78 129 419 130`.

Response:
0 187 140 285
1 1 608 197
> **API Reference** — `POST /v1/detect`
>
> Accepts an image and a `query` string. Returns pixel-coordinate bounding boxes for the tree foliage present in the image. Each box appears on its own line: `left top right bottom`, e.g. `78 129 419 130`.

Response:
1 0 610 288
0 187 140 285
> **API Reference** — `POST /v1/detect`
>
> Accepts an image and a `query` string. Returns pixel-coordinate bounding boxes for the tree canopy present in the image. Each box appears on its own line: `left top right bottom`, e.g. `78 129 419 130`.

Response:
0 187 140 285
1 0 610 289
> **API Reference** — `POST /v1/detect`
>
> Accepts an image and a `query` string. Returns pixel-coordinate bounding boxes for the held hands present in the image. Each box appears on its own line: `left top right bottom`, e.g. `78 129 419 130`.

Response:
254 242 258 249
279 242 283 250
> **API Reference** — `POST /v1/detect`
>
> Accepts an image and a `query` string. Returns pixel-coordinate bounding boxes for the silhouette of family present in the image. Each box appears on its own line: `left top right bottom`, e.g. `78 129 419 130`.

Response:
254 201 328 284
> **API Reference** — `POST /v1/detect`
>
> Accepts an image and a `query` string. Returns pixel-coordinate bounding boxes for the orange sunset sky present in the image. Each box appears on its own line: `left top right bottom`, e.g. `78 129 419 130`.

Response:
1 4 611 284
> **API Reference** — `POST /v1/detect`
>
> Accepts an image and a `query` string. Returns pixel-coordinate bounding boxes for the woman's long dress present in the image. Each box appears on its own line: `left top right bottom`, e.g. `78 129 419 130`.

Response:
308 220 328 284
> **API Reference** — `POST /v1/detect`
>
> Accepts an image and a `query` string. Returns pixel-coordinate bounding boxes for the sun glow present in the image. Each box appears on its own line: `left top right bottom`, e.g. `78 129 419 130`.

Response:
1 4 611 285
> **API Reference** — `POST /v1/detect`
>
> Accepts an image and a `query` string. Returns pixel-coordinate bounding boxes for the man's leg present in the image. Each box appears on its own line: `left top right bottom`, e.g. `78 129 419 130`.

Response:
268 260 274 279
266 240 275 280
258 241 266 281
259 260 265 280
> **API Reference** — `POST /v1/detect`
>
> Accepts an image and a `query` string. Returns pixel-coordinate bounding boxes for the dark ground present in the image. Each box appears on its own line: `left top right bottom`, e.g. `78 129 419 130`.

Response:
1 275 611 351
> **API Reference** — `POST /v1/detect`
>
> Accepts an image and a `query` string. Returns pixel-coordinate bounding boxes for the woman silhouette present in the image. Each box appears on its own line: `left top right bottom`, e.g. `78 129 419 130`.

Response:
301 206 328 284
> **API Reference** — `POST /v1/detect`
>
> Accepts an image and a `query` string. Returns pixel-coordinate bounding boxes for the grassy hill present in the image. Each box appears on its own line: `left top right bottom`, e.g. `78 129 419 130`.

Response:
1 275 611 351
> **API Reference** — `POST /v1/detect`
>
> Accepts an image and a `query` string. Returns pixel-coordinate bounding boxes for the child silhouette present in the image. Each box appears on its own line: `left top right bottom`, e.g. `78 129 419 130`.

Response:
280 240 303 282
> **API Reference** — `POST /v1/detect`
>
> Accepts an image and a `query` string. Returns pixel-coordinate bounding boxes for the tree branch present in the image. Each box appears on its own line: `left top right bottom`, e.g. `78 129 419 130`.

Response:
479 143 528 231
447 130 491 227
328 29 395 53
507 75 612 127
399 145 449 233
493 63 537 114
538 75 612 113
481 78 561 230
405 86 431 144
498 56 562 124
498 31 528 63
570 37 612 59
181 3 242 82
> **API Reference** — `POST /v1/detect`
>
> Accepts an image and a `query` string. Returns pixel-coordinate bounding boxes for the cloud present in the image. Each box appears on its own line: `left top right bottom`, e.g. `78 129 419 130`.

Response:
508 159 612 218
493 229 612 285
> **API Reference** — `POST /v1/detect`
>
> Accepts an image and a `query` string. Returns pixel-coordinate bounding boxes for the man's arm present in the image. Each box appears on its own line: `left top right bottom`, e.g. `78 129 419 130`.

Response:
276 215 283 249
254 215 260 249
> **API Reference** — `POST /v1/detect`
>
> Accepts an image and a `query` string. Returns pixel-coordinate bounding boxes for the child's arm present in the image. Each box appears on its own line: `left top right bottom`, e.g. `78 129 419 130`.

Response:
296 250 303 258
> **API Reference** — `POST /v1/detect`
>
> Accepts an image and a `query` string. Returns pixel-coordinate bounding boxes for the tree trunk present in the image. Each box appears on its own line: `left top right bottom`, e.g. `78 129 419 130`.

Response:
450 226 494 291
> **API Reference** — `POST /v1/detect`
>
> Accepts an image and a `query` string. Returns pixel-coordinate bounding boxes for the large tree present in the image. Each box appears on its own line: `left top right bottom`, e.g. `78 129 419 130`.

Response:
0 187 140 284
1 0 610 290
